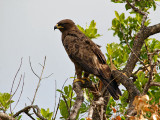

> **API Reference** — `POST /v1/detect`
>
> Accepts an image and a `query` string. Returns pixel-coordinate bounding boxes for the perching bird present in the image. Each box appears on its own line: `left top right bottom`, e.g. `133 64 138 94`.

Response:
54 19 121 100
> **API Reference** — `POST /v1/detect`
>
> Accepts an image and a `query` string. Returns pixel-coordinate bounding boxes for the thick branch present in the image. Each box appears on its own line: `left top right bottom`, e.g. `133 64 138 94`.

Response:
111 70 140 115
69 82 84 120
123 23 160 77
112 70 140 104
69 79 100 120
0 112 15 120
147 23 160 36
150 82 160 87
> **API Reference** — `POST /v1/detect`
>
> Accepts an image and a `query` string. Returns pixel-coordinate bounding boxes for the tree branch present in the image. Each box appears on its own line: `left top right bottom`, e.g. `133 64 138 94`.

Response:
126 0 148 27
123 23 160 77
147 23 160 36
0 112 15 120
69 82 84 120
111 70 140 115
150 82 160 87
13 105 47 120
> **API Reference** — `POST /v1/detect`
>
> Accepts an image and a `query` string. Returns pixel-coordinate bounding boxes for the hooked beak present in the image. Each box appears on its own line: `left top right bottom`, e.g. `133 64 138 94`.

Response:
54 24 63 30
54 26 57 30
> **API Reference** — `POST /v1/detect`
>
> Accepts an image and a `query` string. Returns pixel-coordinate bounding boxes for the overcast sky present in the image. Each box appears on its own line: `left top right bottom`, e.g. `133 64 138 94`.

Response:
0 0 160 119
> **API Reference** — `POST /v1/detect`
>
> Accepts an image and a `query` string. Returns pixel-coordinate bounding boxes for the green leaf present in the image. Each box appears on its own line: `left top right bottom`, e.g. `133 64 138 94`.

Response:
64 86 69 96
155 74 160 82
120 13 125 22
125 3 131 10
115 11 120 20
59 100 69 119
56 89 63 94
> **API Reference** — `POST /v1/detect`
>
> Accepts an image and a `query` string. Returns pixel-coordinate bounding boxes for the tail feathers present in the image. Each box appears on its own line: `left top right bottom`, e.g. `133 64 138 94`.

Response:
100 77 122 100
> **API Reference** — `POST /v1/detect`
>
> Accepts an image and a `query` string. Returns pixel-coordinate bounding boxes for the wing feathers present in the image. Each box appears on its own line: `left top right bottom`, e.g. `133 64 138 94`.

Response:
62 29 121 100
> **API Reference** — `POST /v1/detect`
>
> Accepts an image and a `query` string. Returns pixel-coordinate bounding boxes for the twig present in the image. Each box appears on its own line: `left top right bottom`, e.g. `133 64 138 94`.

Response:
11 75 23 99
142 43 155 94
126 0 148 28
53 80 57 116
53 78 68 120
31 56 46 105
10 58 23 114
29 57 40 79
143 64 154 95
42 73 54 79
133 64 150 75
12 73 25 112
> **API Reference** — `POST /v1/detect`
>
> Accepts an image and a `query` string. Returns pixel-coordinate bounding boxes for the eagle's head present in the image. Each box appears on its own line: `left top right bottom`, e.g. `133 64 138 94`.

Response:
54 19 75 32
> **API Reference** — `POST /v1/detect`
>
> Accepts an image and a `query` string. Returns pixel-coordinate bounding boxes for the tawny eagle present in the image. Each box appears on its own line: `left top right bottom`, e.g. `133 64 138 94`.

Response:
54 19 121 100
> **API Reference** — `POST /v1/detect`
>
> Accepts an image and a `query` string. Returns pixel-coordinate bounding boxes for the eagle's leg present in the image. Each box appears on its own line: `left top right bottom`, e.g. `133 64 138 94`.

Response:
74 64 85 84
82 72 90 82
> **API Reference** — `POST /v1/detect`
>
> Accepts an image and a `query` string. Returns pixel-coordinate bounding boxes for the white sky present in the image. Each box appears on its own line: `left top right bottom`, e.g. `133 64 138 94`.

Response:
0 0 160 119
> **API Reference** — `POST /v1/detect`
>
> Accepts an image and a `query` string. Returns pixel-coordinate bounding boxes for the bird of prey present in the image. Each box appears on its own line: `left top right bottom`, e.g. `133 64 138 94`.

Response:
54 19 121 100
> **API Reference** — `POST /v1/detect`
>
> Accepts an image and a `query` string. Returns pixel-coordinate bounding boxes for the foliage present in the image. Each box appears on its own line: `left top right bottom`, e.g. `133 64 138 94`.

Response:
128 95 160 119
0 93 14 113
77 20 102 39
57 84 88 119
37 108 53 120
106 43 130 69
0 0 160 120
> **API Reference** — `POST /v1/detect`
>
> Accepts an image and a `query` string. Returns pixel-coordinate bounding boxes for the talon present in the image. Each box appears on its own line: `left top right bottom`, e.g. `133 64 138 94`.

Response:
74 79 85 84
82 77 90 82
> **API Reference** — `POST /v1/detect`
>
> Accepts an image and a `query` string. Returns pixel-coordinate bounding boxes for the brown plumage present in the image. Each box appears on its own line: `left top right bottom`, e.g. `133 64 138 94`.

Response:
54 19 121 100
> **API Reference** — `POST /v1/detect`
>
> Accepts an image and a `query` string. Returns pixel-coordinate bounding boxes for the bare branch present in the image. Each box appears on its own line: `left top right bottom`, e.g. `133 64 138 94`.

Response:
42 73 54 79
31 56 46 105
10 58 23 96
11 75 23 99
53 80 57 116
12 73 25 111
13 105 47 120
29 57 40 79
10 58 23 114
